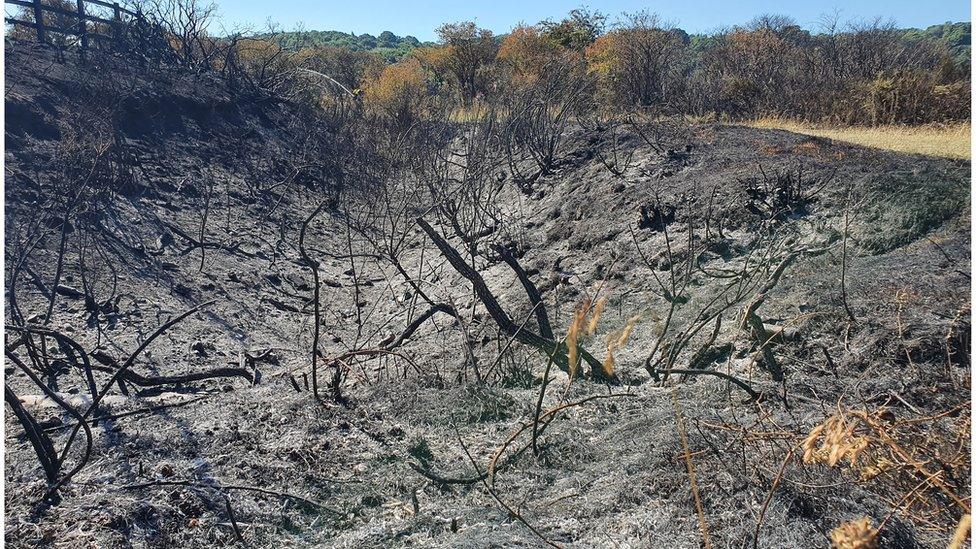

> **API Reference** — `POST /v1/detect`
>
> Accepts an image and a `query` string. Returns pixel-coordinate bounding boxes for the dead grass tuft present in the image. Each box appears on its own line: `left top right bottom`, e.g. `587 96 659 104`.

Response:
830 517 878 549
566 299 591 379
802 413 871 469
802 405 971 534
602 314 640 375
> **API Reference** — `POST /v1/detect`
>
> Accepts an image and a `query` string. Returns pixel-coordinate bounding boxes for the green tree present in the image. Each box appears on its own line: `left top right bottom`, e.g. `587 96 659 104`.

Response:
539 8 607 51
433 21 498 105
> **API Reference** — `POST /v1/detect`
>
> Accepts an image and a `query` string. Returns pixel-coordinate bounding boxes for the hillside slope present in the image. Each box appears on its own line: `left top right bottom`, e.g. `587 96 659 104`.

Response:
4 43 971 548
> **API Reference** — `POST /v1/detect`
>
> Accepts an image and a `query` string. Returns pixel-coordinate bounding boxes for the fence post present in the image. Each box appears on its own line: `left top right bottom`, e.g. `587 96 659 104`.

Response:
136 8 147 66
112 2 121 46
76 0 89 55
32 0 46 44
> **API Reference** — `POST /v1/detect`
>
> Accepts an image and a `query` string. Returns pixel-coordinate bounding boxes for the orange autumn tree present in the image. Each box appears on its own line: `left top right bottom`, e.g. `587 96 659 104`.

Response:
496 25 563 85
584 32 622 107
585 12 689 110
412 44 453 83
362 58 431 128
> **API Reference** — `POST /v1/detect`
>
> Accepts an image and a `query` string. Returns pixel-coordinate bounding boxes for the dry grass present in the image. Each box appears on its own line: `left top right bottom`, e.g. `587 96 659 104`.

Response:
565 298 591 380
746 118 971 160
801 405 971 539
948 514 972 549
830 517 879 549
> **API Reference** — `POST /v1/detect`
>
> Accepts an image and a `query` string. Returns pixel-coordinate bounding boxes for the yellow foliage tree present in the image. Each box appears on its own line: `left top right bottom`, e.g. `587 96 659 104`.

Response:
497 25 562 85
362 58 430 128
235 38 292 90
585 13 689 110
414 22 497 105
412 44 453 79
584 32 623 106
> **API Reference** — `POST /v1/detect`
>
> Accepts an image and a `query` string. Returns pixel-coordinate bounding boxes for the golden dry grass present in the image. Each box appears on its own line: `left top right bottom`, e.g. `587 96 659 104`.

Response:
830 517 879 549
746 118 971 160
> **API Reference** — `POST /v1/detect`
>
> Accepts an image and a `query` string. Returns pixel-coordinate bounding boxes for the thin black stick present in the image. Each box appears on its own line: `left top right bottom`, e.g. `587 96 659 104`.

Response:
299 202 327 401
60 301 215 465
455 427 562 549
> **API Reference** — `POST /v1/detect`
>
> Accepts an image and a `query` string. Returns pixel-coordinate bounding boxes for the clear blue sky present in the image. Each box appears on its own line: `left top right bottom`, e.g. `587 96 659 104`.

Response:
213 0 971 41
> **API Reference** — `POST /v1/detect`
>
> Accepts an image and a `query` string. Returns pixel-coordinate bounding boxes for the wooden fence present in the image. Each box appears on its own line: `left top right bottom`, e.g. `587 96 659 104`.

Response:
4 0 143 51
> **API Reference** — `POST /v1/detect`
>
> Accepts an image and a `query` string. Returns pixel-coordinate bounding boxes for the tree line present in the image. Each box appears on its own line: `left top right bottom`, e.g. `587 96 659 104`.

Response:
261 30 427 62
259 10 971 126
7 3 971 125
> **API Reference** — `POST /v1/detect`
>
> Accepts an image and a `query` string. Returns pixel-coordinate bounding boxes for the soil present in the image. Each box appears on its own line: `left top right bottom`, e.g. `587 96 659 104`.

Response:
4 43 971 548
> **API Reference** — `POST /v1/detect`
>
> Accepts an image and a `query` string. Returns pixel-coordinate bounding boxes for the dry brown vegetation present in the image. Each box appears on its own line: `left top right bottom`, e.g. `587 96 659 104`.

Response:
3 2 972 548
747 119 972 160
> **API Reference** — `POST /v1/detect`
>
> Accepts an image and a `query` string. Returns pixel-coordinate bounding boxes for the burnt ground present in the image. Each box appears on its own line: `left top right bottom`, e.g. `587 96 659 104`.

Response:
4 44 972 548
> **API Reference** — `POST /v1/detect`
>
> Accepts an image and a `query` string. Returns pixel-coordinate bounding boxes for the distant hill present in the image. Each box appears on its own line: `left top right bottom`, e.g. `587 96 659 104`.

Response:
903 22 971 65
262 30 433 62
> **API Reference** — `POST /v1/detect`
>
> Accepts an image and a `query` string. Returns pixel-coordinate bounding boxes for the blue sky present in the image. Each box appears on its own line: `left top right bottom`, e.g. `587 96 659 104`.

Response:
213 0 971 41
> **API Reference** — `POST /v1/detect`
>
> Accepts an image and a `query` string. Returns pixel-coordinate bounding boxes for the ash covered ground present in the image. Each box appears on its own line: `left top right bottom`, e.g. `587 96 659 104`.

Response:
4 43 971 548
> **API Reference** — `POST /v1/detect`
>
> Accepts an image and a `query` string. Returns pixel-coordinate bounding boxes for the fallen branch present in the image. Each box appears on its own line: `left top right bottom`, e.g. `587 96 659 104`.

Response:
120 478 345 517
88 362 255 387
58 301 216 481
418 217 609 381
655 367 761 403
44 396 210 430
383 303 457 350
407 461 486 485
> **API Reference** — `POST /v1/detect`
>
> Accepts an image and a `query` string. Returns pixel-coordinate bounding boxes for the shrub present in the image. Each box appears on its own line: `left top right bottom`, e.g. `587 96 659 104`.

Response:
496 25 561 86
585 12 689 111
234 38 294 93
538 7 606 52
427 21 498 105
362 58 432 128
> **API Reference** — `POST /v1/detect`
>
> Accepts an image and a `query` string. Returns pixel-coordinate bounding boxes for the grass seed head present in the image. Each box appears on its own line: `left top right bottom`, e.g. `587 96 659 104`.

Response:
601 314 640 377
566 299 591 379
587 296 607 336
948 514 972 549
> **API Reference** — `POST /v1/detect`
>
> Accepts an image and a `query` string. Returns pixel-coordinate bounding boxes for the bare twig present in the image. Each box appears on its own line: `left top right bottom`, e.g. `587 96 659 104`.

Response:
299 202 327 401
673 391 712 549
455 427 563 549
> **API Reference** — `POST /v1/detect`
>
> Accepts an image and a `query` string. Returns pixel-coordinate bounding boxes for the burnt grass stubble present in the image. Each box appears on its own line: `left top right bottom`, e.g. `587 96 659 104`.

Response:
4 43 971 548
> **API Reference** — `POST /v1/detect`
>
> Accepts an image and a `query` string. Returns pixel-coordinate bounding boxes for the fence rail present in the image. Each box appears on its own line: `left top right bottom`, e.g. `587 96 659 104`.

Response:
4 0 143 51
